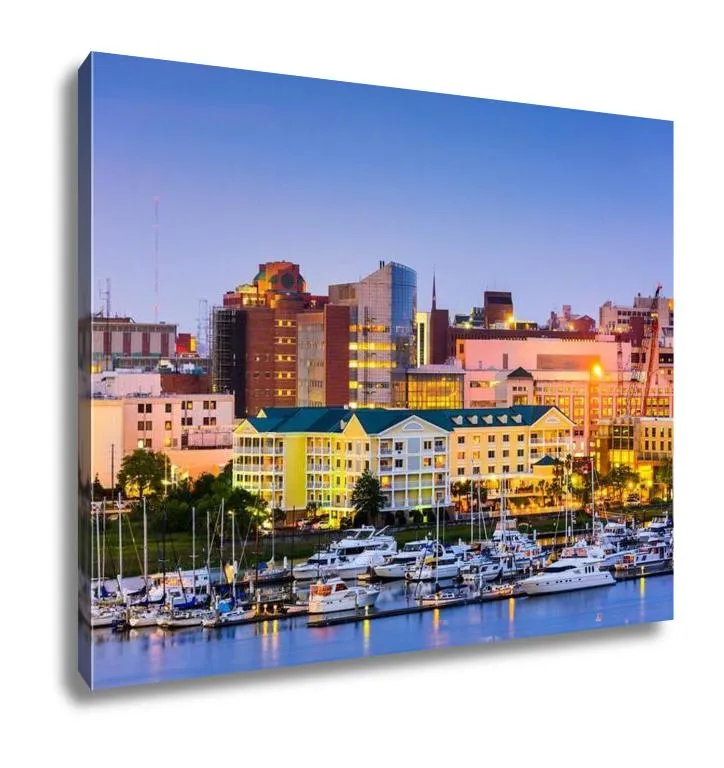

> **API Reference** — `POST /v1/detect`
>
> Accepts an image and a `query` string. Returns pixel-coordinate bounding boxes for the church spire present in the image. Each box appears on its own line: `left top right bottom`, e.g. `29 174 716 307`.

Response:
432 270 437 311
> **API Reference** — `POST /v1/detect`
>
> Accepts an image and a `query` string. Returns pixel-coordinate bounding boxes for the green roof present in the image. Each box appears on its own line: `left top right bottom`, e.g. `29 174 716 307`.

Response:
534 455 560 466
239 405 570 435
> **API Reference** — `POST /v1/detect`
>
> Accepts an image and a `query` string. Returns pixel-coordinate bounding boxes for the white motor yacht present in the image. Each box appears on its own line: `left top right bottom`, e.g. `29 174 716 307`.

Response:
157 610 208 629
373 539 438 580
307 578 381 614
519 557 615 595
405 551 461 582
335 549 390 579
614 539 673 575
329 526 397 559
292 551 344 581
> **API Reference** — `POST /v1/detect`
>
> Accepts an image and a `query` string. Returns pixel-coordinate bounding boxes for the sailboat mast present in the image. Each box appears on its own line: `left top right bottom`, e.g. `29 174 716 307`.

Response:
143 497 148 593
118 492 123 586
95 505 102 598
192 506 196 596
206 506 211 597
219 498 225 589
469 483 474 545
231 508 236 597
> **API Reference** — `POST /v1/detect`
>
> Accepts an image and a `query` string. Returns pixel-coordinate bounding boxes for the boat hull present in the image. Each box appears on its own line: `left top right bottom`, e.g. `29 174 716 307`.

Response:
307 590 380 614
520 573 615 595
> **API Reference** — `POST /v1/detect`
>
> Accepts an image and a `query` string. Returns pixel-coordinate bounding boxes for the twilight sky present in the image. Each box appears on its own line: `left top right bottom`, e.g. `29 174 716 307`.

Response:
91 52 673 335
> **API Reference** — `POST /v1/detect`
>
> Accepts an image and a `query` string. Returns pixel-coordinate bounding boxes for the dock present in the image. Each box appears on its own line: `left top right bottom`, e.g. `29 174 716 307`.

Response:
307 587 523 628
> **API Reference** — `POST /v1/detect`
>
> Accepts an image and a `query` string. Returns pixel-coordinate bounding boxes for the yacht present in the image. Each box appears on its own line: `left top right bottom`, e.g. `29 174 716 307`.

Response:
600 521 634 545
636 517 674 544
335 550 391 579
419 587 470 607
292 551 344 581
614 539 673 575
373 539 438 580
404 551 462 582
90 606 125 629
307 578 381 614
329 526 397 559
519 557 615 595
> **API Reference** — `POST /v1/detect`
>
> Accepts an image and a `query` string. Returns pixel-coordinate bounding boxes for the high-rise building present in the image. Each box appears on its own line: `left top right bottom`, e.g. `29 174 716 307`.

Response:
211 262 327 417
330 261 417 407
297 304 350 407
483 291 514 328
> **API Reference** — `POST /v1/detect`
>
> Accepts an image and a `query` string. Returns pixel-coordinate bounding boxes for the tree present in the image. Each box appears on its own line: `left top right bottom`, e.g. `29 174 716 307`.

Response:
656 457 673 501
604 465 639 505
350 469 386 527
117 449 169 499
92 473 105 501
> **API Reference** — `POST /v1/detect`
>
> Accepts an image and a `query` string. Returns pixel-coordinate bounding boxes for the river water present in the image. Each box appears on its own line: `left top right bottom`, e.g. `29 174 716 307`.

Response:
90 575 673 689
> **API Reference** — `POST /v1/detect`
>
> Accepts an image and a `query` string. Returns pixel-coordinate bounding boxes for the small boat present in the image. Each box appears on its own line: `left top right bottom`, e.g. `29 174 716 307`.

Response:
418 588 469 607
128 607 165 628
157 610 208 629
202 606 256 628
90 607 125 629
307 578 381 614
405 551 462 582
519 557 615 595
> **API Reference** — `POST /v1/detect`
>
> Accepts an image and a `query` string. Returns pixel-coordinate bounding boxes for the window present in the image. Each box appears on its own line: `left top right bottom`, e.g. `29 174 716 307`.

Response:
137 404 144 414
181 417 193 427
502 465 510 473
395 441 403 451
645 440 649 450
472 451 480 460
502 434 510 443
137 421 145 431
210 400 216 410
423 440 432 450
502 450 509 458
145 420 152 430
165 403 172 413
517 434 525 442
457 451 465 460
144 403 152 413
423 457 432 467
517 464 524 472
165 421 172 431
394 459 403 468
473 466 480 475
668 441 672 451
164 437 172 448
488 450 495 459
203 400 210 409
457 467 465 476
488 465 495 474
203 417 210 426
144 438 152 448
488 435 495 443
210 417 217 426
517 449 524 457
457 436 465 444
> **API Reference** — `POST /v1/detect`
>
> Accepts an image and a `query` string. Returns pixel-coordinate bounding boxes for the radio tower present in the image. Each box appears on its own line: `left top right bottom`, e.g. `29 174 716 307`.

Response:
153 196 160 323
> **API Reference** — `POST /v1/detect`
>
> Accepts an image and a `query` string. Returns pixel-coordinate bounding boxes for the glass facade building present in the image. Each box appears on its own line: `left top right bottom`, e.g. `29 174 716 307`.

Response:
331 261 417 407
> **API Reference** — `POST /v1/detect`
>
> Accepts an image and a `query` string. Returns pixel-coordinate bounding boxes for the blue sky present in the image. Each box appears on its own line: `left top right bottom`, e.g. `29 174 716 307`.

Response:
91 52 673 334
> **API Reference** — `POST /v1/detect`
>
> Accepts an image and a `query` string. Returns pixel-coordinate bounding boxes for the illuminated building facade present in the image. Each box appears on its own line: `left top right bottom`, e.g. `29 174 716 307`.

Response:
329 261 417 407
232 404 573 526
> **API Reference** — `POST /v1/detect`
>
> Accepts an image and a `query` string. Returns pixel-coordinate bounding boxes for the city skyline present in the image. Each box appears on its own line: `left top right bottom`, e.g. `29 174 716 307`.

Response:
92 53 673 335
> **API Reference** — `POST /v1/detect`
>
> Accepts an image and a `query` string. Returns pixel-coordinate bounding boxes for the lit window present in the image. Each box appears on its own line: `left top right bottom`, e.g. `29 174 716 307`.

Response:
165 421 172 431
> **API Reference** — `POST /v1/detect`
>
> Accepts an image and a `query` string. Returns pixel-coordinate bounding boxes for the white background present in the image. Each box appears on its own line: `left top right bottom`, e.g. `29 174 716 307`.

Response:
2 1 721 765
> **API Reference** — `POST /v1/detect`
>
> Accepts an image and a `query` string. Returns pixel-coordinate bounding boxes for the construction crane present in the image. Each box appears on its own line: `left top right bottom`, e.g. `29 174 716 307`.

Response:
624 283 663 417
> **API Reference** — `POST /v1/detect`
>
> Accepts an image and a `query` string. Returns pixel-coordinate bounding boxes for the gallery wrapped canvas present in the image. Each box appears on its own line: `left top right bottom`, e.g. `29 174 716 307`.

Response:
78 52 673 690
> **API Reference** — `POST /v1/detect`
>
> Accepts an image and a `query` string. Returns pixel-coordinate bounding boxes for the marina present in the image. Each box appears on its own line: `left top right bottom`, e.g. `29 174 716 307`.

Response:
89 572 673 689
86 508 674 688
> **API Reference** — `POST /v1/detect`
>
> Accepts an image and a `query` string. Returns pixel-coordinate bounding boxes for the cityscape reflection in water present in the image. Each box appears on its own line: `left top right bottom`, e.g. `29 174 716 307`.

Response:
91 575 673 689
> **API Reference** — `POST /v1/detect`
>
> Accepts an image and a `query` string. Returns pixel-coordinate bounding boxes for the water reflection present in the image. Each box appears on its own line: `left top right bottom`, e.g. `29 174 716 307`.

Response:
91 576 673 689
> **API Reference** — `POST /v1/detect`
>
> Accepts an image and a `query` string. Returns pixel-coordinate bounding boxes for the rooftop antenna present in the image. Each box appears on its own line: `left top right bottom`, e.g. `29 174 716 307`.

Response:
153 196 160 323
432 268 437 311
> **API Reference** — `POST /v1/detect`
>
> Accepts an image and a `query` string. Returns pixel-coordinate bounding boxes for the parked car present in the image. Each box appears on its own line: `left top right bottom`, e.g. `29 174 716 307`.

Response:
624 494 641 508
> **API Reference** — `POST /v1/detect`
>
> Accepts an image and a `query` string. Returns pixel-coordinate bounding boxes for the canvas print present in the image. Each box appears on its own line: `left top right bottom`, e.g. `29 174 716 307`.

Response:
77 52 673 690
